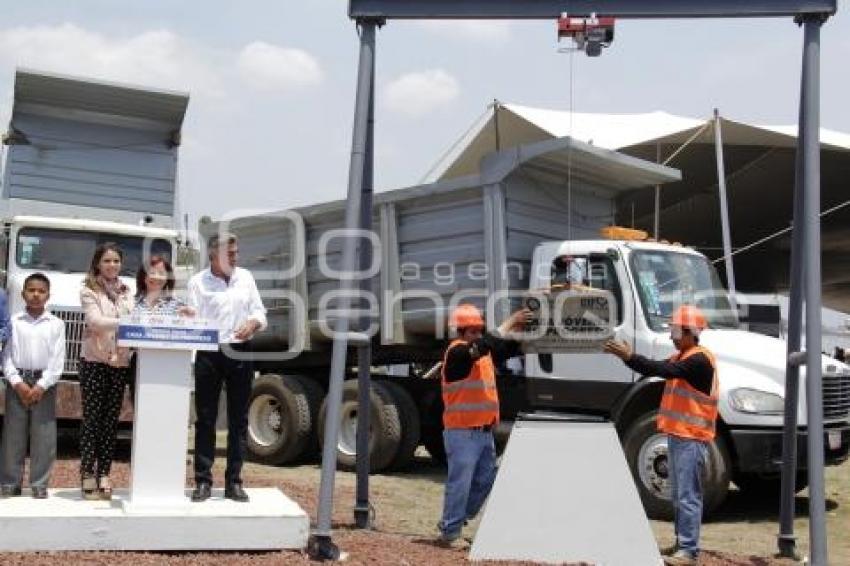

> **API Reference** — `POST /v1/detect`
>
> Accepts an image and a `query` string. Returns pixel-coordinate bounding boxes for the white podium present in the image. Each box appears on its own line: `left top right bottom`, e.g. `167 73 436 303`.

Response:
0 315 309 552
117 314 219 513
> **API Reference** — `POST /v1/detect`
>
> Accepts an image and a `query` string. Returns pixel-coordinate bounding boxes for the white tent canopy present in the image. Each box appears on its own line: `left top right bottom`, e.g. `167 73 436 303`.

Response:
423 103 850 314
425 103 850 183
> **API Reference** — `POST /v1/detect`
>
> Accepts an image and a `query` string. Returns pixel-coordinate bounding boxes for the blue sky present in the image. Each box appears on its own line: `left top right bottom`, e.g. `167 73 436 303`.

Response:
0 2 847 224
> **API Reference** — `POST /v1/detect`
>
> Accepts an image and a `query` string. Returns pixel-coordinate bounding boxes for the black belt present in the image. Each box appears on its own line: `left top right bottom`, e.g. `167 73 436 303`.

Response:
20 369 43 384
467 424 493 432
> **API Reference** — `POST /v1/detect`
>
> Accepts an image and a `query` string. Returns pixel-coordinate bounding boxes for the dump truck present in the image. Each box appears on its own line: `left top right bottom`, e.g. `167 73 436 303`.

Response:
0 69 189 434
207 135 850 519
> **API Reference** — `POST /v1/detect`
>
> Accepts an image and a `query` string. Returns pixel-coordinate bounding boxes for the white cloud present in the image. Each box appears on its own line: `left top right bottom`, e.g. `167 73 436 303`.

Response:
237 41 323 92
0 23 223 96
383 69 460 118
417 20 512 42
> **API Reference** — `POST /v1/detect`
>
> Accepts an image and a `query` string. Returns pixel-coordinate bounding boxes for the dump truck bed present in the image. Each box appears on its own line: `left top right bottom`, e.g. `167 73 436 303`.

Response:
201 136 680 361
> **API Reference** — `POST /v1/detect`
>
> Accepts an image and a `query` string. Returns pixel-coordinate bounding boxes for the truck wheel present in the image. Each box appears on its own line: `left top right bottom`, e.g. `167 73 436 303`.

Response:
291 375 325 460
381 381 421 470
733 472 808 496
623 411 730 520
318 380 401 472
246 374 312 465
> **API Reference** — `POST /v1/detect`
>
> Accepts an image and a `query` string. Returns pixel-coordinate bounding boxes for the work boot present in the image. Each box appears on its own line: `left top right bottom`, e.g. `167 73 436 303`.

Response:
435 535 469 550
663 550 697 565
31 486 48 499
659 543 678 556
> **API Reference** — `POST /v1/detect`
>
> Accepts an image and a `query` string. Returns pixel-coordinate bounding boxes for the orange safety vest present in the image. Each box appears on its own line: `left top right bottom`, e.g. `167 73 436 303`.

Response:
441 339 500 429
656 345 719 442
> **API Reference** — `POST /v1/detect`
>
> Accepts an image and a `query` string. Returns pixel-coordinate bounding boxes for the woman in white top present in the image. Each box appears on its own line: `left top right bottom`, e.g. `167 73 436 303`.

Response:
78 242 133 501
133 255 194 316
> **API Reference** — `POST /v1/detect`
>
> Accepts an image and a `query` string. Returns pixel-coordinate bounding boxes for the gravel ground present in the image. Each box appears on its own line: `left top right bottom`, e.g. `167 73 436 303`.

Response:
0 438 836 565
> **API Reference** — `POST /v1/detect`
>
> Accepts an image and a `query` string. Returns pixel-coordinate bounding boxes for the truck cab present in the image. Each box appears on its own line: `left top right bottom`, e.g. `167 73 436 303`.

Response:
526 237 850 518
0 68 190 433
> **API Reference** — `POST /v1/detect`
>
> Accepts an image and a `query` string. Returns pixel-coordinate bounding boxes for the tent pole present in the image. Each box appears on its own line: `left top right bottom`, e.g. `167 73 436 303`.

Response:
654 142 660 238
713 109 737 310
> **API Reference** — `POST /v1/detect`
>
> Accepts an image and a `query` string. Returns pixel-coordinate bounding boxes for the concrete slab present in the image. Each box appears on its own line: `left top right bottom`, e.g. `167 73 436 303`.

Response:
0 487 309 552
470 419 662 565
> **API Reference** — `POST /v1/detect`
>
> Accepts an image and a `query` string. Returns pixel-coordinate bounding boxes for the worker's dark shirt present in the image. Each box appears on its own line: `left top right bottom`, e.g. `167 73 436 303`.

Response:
625 351 714 396
443 332 522 382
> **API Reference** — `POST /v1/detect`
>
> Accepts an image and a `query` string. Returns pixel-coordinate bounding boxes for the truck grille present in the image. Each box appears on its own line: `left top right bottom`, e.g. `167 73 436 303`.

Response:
51 307 85 375
823 373 850 421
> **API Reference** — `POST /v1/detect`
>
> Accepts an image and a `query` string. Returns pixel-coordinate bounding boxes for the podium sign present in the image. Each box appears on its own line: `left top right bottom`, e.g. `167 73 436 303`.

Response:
118 316 219 513
118 314 219 351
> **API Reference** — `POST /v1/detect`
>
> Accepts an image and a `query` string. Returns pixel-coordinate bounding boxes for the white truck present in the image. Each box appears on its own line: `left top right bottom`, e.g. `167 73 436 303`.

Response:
0 69 189 434
204 134 850 519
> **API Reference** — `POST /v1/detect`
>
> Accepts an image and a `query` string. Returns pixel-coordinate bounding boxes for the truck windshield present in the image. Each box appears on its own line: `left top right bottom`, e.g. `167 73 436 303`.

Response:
630 249 739 331
16 227 173 277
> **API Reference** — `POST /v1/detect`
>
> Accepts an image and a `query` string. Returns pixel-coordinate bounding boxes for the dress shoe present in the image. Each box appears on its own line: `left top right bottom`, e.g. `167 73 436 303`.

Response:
224 483 249 502
31 486 48 499
0 485 22 498
191 482 212 502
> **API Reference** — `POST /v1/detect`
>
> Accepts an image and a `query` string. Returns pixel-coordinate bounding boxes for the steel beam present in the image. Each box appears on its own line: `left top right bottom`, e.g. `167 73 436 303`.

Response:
349 0 835 20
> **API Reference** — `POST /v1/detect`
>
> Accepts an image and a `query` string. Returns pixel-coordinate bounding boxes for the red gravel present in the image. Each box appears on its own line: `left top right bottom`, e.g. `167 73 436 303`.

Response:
0 453 795 565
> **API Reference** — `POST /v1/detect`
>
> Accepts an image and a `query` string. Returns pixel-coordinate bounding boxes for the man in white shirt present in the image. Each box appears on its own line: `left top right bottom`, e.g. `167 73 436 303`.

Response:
187 232 267 502
1 273 66 499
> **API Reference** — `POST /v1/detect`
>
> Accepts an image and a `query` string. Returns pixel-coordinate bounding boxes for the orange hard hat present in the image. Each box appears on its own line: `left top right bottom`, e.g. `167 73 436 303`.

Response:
670 305 707 332
450 304 485 330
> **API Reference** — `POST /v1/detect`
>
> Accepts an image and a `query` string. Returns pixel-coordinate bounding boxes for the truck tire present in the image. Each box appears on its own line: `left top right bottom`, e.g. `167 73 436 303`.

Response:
246 374 313 465
291 374 325 460
381 381 421 470
623 411 730 520
318 380 401 472
733 472 808 496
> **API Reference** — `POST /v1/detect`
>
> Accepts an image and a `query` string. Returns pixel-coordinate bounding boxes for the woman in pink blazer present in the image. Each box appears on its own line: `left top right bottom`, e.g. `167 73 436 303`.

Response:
78 242 133 500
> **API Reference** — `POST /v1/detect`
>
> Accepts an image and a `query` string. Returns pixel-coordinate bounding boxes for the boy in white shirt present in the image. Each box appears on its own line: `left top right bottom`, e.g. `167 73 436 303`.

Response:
0 273 65 499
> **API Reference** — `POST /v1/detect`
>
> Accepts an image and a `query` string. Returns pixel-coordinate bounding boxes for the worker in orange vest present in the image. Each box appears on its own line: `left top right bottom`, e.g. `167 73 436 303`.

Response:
436 303 530 548
604 305 717 566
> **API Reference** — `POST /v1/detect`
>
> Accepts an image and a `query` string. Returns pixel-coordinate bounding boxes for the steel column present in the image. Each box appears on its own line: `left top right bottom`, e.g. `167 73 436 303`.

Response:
310 19 378 561
776 71 805 560
799 15 827 566
354 57 376 530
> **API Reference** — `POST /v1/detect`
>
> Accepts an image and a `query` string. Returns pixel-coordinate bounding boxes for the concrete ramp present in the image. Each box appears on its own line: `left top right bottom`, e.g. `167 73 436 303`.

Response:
470 418 662 565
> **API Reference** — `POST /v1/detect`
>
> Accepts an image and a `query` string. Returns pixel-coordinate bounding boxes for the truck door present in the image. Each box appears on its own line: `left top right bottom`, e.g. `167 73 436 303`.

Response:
525 252 635 412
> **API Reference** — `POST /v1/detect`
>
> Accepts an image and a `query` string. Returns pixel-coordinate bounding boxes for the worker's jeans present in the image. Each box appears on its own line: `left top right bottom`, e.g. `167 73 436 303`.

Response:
438 428 497 540
668 435 708 557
